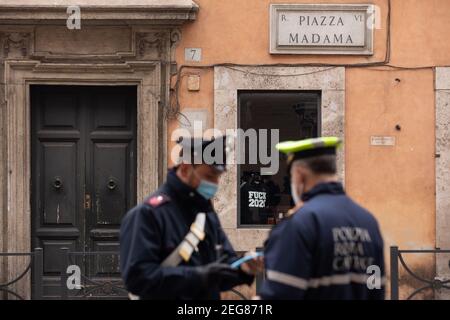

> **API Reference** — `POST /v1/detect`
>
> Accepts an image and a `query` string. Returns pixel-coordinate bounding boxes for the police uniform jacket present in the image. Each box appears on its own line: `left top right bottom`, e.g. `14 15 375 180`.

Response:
120 169 253 299
260 182 385 300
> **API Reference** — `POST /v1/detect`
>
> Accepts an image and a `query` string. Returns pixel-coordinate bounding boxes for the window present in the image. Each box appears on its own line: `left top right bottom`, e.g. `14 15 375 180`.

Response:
238 91 321 227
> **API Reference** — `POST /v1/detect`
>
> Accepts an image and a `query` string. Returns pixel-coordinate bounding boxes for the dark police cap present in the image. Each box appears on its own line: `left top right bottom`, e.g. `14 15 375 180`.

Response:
177 135 229 172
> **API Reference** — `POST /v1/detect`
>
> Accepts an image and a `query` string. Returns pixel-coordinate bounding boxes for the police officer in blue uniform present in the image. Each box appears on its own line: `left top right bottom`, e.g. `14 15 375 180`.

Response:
120 136 260 299
259 137 385 300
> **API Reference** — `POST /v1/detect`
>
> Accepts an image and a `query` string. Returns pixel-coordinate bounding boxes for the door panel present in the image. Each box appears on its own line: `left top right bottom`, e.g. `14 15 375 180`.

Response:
42 240 77 275
41 142 78 225
41 92 79 128
85 87 136 281
31 86 85 298
31 85 137 298
92 143 129 225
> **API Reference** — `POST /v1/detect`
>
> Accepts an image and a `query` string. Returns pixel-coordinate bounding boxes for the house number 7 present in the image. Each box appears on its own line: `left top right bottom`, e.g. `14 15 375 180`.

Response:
185 48 202 62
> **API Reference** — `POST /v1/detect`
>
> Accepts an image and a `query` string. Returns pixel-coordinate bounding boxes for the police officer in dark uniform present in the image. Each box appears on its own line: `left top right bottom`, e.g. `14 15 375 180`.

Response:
259 137 385 300
120 136 260 299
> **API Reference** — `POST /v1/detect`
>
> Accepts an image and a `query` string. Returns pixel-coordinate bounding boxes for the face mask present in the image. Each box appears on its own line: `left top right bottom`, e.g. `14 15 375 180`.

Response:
291 181 303 206
190 168 219 200
196 179 219 200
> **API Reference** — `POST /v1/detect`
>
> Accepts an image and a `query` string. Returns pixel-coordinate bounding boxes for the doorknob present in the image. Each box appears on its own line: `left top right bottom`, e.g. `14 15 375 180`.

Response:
53 176 63 190
107 178 117 191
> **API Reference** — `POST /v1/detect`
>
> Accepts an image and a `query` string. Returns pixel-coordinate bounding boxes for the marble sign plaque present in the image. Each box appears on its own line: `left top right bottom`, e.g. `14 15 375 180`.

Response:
270 4 375 55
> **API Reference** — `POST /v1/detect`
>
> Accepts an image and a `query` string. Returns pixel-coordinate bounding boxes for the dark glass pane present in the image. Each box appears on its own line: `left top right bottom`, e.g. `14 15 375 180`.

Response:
238 91 320 226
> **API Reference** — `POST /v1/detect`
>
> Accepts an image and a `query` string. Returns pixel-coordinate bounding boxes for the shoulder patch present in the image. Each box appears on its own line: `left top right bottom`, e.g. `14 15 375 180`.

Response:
146 194 170 208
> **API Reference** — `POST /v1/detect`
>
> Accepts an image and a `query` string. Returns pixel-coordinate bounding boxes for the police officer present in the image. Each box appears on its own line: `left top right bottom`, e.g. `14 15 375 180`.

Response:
259 137 385 300
120 136 261 299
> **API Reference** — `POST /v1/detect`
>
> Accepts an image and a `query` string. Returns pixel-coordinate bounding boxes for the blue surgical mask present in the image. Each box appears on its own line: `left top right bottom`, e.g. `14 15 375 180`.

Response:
196 179 219 200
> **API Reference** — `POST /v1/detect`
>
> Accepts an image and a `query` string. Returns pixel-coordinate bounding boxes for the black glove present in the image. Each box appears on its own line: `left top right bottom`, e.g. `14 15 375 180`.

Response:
195 262 241 289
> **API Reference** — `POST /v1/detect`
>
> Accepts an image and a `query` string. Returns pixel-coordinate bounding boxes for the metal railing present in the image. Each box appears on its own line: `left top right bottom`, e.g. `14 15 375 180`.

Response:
0 248 43 300
390 246 450 300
